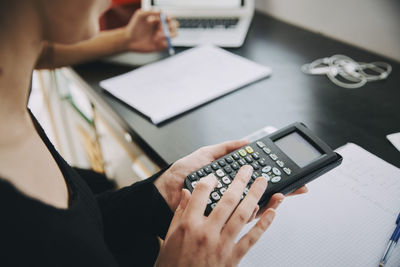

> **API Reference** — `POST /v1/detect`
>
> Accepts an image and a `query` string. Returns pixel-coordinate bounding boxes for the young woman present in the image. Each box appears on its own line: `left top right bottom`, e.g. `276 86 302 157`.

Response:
0 1 306 266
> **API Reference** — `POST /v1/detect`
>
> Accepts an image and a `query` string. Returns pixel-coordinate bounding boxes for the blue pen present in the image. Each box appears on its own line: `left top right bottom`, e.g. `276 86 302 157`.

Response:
379 212 400 267
160 12 175 56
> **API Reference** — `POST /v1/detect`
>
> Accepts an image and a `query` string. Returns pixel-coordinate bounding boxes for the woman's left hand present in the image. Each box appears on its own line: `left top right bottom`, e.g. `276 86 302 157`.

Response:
154 139 308 213
123 9 178 52
154 140 250 212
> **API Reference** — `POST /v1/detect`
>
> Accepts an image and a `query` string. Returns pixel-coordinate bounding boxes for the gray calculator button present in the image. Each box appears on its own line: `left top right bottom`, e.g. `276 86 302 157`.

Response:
256 141 266 148
197 170 205 177
217 181 223 188
216 169 225 177
191 181 197 188
211 192 221 201
271 176 281 183
244 187 249 195
269 154 278 161
258 158 267 166
276 160 284 167
211 203 217 209
220 188 227 195
283 167 292 175
263 147 271 154
272 167 281 176
222 176 231 185
207 198 212 204
262 166 272 173
188 173 197 181
262 173 271 181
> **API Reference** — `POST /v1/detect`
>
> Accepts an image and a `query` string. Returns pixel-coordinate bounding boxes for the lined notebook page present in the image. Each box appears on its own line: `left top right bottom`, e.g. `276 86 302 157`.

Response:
100 45 271 124
239 143 400 267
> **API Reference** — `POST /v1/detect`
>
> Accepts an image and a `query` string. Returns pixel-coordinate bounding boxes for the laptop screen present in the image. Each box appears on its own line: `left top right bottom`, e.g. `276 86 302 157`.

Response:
152 0 244 8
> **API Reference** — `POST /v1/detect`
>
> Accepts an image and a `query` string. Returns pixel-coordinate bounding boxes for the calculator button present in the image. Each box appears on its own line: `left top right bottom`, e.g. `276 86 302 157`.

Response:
197 170 205 177
271 176 281 183
217 181 223 188
272 167 281 176
252 152 260 160
224 166 233 174
188 173 197 181
229 172 236 179
191 181 198 188
258 158 267 166
251 162 260 170
238 149 247 157
262 166 272 173
245 155 253 163
211 203 217 209
269 154 278 161
245 146 254 154
263 147 271 154
244 187 249 195
220 188 227 195
251 172 258 180
225 157 233 164
211 192 221 201
238 159 246 166
283 167 292 175
204 166 212 174
256 141 266 148
218 160 226 167
231 162 240 170
207 198 212 204
262 173 271 181
216 169 225 177
276 160 284 168
232 153 240 160
211 163 219 170
222 176 232 185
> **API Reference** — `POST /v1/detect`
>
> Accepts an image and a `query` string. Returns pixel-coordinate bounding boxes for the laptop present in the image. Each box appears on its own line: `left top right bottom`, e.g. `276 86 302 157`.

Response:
142 0 255 47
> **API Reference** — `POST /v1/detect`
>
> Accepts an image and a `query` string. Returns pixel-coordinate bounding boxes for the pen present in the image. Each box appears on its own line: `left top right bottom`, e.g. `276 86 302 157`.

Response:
160 12 175 56
379 212 400 267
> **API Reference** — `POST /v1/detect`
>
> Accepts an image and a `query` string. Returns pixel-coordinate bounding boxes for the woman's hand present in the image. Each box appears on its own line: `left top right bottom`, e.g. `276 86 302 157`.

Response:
123 9 178 52
154 139 308 214
154 140 250 212
155 166 283 267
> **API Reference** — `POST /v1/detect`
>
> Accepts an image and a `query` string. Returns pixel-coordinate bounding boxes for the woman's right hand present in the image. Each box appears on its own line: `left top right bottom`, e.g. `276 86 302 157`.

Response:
155 165 284 267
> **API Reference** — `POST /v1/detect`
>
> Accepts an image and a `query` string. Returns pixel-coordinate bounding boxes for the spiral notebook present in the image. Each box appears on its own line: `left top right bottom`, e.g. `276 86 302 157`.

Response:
100 45 271 124
239 143 400 267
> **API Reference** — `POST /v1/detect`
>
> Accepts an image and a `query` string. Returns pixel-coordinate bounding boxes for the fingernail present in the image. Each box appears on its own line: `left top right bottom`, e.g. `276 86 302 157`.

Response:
244 165 253 174
265 209 276 222
207 173 218 186
255 177 268 188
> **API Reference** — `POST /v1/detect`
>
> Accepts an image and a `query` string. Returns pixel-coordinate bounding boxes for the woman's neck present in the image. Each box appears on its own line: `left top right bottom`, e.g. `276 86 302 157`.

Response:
0 3 44 142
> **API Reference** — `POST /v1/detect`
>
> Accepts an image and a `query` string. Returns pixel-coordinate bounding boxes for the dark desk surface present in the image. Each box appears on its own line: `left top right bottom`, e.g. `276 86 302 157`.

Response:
74 11 400 169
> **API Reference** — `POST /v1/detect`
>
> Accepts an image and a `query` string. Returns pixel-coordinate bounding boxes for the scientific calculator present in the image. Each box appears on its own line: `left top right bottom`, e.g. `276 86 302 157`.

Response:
184 122 342 215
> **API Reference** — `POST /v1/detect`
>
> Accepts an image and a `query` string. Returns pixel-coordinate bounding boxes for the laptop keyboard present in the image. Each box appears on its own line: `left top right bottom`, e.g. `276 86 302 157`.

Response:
176 18 240 29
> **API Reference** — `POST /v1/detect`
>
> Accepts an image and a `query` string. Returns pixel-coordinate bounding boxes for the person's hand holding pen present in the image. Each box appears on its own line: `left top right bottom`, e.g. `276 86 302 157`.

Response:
124 9 178 53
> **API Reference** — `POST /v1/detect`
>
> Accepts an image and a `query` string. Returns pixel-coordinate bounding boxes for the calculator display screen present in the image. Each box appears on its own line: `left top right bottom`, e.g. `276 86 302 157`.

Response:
274 132 322 167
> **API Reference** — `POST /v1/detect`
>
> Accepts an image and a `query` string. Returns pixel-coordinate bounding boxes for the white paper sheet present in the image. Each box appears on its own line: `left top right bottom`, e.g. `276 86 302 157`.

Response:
387 132 400 152
100 45 271 124
239 143 400 267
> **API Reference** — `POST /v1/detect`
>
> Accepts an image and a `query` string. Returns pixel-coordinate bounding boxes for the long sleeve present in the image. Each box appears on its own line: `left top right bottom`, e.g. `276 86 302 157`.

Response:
96 168 173 253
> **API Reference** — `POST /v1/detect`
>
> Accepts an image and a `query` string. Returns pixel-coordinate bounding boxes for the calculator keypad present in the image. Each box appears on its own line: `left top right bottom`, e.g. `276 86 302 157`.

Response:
186 141 293 215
